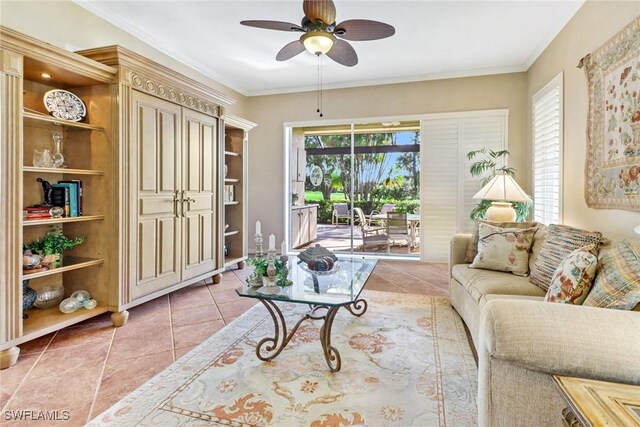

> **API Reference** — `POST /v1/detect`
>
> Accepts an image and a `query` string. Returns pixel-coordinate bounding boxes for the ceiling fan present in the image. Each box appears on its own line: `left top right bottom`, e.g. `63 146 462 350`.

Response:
240 0 395 67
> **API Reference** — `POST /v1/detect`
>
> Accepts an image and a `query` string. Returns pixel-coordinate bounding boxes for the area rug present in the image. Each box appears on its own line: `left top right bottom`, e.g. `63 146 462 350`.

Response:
89 291 477 426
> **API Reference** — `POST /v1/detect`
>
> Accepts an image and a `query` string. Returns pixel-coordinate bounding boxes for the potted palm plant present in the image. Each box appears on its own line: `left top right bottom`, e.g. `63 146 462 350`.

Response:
467 148 532 221
24 226 85 269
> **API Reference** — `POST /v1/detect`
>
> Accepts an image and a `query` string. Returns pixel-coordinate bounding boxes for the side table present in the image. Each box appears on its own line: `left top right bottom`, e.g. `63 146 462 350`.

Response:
553 375 640 426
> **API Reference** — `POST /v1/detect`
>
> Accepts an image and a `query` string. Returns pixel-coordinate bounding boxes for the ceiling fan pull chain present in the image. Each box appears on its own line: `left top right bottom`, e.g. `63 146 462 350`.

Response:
319 55 323 117
317 54 320 115
316 53 324 117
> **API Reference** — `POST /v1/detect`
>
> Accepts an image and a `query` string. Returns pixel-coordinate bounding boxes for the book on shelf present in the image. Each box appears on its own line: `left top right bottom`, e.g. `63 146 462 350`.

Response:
50 186 70 217
23 213 52 220
52 183 78 217
58 180 83 216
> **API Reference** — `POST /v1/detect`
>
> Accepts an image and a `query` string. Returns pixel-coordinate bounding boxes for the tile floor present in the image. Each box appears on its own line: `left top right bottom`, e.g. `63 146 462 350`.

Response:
0 260 449 426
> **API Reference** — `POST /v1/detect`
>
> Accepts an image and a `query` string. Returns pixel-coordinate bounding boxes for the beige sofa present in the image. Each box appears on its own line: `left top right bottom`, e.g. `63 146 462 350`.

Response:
449 230 640 427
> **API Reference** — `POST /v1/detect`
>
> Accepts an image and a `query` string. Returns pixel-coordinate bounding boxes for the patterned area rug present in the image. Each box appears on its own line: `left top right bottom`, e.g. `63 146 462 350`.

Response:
89 291 477 426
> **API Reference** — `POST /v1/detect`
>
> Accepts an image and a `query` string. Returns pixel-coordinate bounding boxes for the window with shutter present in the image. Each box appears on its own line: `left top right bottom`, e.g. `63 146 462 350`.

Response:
532 72 563 225
420 111 507 262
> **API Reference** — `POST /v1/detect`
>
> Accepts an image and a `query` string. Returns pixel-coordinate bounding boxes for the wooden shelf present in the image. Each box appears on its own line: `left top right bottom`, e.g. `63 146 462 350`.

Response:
23 166 104 175
23 215 104 226
225 178 239 183
224 150 240 157
224 230 239 237
224 201 239 206
23 303 109 337
23 111 104 131
21 256 104 280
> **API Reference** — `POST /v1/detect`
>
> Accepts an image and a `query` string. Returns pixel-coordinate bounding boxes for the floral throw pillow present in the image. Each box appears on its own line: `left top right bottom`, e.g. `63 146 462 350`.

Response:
583 240 640 310
465 220 539 263
544 245 598 304
469 223 538 275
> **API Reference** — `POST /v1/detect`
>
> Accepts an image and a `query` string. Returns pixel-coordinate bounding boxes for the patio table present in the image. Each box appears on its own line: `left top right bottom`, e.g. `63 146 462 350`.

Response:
370 213 420 248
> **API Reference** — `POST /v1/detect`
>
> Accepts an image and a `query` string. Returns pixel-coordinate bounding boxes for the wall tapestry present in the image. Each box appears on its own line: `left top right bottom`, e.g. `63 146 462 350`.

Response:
580 16 640 212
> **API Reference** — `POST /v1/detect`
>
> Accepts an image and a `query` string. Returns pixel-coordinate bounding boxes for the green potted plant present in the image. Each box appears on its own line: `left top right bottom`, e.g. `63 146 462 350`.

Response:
24 227 86 268
247 256 290 287
467 148 532 221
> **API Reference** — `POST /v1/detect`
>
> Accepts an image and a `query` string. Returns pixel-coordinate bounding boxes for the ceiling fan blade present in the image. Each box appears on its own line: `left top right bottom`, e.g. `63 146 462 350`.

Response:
326 39 358 67
303 0 336 24
276 40 306 61
334 19 395 41
240 20 303 32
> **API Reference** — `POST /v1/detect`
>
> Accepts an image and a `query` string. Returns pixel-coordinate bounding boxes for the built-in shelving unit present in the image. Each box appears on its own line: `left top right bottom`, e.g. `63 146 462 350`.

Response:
222 115 256 270
0 26 119 368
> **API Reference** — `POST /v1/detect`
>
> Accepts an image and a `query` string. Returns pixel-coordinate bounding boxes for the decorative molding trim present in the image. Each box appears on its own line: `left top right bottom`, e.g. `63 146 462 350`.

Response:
0 71 23 344
77 46 235 112
223 114 257 131
0 26 116 83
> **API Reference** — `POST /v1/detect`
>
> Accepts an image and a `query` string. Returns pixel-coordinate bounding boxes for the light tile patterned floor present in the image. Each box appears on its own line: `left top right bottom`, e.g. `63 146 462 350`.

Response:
0 260 449 426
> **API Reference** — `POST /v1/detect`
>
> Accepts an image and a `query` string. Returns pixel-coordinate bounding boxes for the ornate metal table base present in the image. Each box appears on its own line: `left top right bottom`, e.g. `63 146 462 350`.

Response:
255 298 368 372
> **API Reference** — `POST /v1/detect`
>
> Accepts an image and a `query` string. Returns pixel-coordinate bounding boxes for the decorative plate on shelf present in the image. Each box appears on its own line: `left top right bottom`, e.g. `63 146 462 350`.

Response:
43 89 86 122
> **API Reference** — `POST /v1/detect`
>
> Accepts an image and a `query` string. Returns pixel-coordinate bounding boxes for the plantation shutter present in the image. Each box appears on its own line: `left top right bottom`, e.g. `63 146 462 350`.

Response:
532 73 563 225
420 111 507 262
460 116 508 232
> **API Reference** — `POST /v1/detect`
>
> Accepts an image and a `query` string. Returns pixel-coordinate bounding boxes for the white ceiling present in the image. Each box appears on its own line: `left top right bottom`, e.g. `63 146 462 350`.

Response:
75 0 584 96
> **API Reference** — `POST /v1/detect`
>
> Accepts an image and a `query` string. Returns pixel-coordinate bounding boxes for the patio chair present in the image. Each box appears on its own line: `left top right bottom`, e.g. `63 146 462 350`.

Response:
331 203 351 225
369 203 396 226
353 207 387 252
386 211 410 253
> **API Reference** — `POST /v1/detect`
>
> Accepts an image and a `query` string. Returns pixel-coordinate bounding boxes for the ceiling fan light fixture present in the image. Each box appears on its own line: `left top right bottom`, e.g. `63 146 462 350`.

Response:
301 31 335 55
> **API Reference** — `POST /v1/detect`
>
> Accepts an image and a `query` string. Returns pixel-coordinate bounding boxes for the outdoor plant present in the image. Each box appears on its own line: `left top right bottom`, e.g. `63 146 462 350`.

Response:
467 148 532 221
24 226 86 267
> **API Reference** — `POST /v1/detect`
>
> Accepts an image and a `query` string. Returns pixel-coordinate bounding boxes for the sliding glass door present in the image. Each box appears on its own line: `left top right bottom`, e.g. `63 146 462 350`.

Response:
288 121 421 257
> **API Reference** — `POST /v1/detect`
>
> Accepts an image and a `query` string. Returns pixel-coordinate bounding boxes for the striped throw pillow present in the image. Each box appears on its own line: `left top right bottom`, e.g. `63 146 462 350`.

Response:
529 224 602 291
465 220 539 263
583 240 640 310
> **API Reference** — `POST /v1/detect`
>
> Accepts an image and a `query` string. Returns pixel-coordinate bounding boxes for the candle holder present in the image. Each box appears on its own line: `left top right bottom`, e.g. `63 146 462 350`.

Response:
254 233 263 258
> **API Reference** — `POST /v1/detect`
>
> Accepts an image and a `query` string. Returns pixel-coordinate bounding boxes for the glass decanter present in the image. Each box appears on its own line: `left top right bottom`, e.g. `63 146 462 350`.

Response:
51 132 67 168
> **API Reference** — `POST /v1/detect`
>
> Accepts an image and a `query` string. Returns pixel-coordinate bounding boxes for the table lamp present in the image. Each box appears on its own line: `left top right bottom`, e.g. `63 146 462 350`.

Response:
473 172 532 222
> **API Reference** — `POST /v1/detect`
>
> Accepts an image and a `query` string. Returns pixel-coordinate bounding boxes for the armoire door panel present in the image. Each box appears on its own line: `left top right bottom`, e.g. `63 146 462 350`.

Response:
181 109 218 280
158 217 177 275
201 213 213 261
139 197 175 216
131 91 182 300
159 110 177 193
186 120 202 193
138 220 157 281
184 214 201 267
139 105 158 193
185 194 212 211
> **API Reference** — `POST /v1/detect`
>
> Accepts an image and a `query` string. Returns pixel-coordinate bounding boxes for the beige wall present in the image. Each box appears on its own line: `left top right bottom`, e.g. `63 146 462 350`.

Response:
246 74 528 244
527 1 640 243
0 0 248 117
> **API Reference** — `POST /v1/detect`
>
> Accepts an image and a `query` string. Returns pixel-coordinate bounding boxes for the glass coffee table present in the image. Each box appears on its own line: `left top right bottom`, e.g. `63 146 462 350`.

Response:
236 256 378 372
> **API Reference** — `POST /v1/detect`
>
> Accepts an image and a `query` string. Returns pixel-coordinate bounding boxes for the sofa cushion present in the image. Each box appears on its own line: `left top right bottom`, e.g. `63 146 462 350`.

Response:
529 224 602 291
469 223 538 275
529 224 547 274
583 240 640 310
544 244 599 304
452 264 546 304
465 220 539 263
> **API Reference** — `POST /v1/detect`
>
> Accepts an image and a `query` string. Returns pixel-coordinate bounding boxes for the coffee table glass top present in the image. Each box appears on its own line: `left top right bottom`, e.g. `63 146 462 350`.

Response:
236 256 378 306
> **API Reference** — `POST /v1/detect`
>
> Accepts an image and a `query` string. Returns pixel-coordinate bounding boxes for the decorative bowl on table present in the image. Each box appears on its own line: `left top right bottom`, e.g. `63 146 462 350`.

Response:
34 284 65 309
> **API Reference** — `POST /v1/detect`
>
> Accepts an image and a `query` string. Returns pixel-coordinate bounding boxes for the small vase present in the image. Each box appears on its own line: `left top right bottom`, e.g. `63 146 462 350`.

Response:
22 280 37 319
